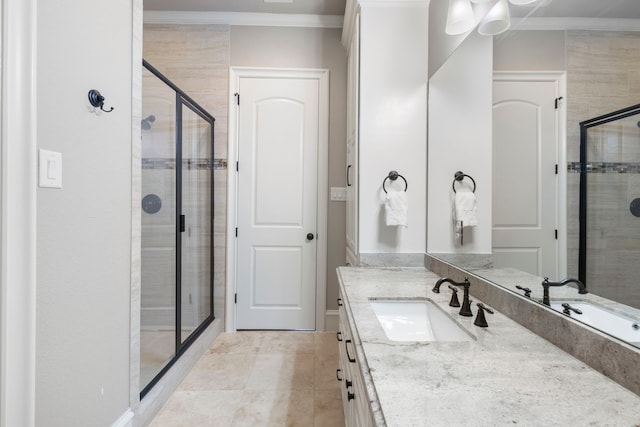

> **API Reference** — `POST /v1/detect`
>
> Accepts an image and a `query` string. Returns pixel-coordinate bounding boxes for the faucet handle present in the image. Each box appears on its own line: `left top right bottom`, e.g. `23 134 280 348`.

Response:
561 303 583 316
515 285 532 298
474 303 494 327
447 285 460 307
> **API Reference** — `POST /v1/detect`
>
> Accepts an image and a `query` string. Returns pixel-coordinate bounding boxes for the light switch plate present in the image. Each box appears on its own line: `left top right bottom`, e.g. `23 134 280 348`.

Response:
330 187 347 201
39 149 62 188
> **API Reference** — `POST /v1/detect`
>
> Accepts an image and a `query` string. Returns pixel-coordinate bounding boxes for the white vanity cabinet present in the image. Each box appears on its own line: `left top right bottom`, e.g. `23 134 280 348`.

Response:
337 292 374 426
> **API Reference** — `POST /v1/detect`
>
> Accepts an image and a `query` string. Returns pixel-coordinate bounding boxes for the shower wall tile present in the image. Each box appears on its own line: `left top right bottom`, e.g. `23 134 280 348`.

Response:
144 24 230 328
131 0 143 408
144 24 230 160
566 30 640 277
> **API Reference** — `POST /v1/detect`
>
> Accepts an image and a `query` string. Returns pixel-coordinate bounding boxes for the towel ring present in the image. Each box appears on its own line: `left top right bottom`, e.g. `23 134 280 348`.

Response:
383 170 408 193
452 171 476 193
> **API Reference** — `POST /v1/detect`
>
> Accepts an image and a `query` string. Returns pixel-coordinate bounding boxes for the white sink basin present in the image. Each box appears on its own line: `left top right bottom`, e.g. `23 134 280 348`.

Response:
550 301 640 343
370 299 473 342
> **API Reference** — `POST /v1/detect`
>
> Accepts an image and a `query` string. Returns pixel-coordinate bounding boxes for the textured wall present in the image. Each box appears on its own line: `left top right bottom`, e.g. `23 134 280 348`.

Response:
35 0 135 425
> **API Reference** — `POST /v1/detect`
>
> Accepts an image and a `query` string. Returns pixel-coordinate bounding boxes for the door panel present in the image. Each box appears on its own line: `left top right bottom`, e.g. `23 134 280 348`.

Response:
493 78 558 278
237 74 319 330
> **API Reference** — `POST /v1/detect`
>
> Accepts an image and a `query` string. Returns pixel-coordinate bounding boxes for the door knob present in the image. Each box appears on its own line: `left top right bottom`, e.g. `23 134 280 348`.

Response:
306 233 315 241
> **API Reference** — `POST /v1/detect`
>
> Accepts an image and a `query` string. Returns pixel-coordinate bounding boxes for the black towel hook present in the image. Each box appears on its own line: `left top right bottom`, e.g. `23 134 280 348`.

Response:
452 171 476 193
88 89 114 113
383 170 408 193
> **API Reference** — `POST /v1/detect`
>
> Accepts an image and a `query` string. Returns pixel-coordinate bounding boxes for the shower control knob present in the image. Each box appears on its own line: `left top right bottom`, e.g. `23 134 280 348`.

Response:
306 233 315 241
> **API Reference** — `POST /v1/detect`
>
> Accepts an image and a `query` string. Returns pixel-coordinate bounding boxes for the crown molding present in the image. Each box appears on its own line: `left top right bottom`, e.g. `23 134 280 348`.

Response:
511 17 640 32
143 11 344 28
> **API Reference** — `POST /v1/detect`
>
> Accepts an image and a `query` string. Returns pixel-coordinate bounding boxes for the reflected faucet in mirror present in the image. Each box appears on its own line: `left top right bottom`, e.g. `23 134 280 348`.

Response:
542 277 587 306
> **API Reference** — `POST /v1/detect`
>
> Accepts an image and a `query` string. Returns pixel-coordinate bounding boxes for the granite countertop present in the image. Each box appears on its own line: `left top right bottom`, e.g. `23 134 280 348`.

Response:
337 266 640 427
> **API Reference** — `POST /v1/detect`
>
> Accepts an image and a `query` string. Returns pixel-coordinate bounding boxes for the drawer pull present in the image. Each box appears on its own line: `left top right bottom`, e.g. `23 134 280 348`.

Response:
348 391 355 401
337 331 343 342
345 339 356 363
337 297 343 307
336 369 343 382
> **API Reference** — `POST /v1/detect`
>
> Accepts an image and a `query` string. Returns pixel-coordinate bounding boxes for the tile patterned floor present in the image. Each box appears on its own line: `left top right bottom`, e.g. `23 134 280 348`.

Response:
149 331 345 427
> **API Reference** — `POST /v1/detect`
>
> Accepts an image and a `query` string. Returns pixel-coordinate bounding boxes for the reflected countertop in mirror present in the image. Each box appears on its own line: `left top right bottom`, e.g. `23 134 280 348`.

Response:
429 253 640 348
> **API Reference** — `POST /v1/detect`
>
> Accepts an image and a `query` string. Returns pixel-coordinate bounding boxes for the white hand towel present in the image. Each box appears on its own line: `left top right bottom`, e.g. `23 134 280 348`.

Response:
455 191 477 227
385 191 408 227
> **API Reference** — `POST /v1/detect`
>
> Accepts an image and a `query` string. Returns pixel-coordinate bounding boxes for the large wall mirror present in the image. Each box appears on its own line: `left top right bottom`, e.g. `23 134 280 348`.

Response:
427 0 640 347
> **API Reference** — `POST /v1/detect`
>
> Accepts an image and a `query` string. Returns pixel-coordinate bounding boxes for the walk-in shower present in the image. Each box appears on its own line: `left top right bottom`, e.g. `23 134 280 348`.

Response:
579 103 640 309
140 60 215 397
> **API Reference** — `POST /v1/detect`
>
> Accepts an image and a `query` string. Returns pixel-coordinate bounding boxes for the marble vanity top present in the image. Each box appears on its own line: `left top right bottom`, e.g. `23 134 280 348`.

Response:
337 266 640 427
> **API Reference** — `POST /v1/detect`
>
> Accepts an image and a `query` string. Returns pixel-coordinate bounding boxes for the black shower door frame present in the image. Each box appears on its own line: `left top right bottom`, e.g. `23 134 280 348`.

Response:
578 103 640 286
141 59 216 399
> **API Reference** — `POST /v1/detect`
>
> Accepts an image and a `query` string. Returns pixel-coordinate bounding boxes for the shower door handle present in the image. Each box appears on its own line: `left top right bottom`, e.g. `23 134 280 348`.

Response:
179 214 186 233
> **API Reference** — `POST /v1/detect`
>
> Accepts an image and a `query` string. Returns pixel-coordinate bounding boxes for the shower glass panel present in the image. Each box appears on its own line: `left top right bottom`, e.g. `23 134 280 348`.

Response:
141 66 177 389
140 60 215 397
579 104 640 309
180 103 213 341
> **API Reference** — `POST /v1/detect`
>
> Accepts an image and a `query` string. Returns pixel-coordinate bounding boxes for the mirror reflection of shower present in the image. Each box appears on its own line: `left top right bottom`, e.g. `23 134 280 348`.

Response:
141 114 156 130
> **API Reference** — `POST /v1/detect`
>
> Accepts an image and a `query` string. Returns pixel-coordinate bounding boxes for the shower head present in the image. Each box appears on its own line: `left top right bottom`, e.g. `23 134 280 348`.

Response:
141 115 156 130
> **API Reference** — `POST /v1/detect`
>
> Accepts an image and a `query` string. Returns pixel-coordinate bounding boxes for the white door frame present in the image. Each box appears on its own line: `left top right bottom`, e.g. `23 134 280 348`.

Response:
226 67 329 332
493 71 567 278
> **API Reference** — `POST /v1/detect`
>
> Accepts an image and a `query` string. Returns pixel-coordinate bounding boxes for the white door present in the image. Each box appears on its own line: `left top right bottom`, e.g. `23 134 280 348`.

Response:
492 76 560 279
236 73 321 330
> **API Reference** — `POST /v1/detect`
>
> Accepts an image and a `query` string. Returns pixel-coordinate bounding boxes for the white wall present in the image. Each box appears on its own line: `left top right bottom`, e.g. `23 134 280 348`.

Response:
35 0 135 425
427 32 493 254
358 3 428 255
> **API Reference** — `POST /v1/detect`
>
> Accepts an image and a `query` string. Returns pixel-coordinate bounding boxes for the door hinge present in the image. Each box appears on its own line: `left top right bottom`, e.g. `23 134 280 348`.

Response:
555 229 558 240
234 92 240 106
554 96 563 109
235 227 238 237
555 164 558 175
234 293 237 304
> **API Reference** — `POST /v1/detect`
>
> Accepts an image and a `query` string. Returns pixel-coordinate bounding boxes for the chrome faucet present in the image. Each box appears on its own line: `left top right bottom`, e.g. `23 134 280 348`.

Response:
541 277 587 306
433 277 473 317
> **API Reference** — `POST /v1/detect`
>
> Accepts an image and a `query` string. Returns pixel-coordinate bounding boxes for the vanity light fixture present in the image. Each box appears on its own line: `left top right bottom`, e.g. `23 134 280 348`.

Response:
445 0 477 35
478 0 511 36
447 0 541 37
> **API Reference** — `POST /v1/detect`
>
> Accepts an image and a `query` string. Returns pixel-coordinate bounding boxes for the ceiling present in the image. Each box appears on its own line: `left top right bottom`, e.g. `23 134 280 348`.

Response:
142 0 640 20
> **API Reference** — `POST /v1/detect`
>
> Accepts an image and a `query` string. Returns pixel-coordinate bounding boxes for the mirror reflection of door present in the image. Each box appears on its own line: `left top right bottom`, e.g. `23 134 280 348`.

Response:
492 74 564 279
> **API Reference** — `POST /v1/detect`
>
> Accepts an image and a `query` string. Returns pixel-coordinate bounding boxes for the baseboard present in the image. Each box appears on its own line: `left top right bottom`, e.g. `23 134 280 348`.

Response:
325 309 339 331
111 409 134 427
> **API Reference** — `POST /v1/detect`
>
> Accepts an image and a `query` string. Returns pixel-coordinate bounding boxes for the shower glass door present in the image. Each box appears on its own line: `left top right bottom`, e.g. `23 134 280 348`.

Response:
141 65 177 390
141 60 215 397
179 102 213 342
580 104 640 309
